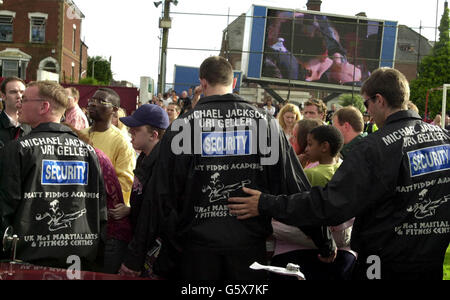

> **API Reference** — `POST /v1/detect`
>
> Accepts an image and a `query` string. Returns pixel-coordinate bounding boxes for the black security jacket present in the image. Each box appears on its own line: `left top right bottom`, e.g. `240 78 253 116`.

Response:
0 110 31 149
143 94 333 271
260 110 450 272
0 123 107 267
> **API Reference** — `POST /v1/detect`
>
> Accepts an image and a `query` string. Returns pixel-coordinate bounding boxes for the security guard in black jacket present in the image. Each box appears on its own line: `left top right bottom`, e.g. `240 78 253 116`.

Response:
131 57 335 280
229 68 450 280
0 81 107 271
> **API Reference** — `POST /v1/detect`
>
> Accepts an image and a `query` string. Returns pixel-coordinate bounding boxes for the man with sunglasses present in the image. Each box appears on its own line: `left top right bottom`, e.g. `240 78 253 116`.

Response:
0 81 107 270
228 68 450 280
81 88 135 206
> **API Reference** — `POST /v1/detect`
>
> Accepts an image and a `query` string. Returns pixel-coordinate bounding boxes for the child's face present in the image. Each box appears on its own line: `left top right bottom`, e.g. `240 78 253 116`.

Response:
305 133 322 162
129 126 154 151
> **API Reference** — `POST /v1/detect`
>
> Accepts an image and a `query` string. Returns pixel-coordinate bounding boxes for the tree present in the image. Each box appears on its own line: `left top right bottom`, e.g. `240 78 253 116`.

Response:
338 93 366 114
435 0 450 52
410 2 449 119
85 56 113 85
78 77 100 86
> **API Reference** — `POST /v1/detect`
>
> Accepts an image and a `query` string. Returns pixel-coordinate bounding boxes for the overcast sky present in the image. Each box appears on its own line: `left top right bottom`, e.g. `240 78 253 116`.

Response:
74 0 446 88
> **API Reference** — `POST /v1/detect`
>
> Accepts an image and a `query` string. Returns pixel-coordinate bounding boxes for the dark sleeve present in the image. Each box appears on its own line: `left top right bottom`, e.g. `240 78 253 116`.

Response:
150 128 195 278
122 169 158 271
259 140 390 227
0 142 24 238
95 155 109 245
88 149 108 263
153 129 192 249
267 122 335 256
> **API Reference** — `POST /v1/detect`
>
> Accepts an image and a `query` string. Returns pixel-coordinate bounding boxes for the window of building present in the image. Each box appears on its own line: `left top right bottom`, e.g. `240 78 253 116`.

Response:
43 61 57 73
38 57 59 75
0 15 13 42
2 60 19 77
399 43 415 53
30 16 46 43
72 24 76 53
71 62 75 82
0 48 30 79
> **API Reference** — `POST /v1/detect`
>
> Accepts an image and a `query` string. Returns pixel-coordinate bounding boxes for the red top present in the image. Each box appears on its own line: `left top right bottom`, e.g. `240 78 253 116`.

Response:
65 105 89 130
0 262 149 280
95 149 132 242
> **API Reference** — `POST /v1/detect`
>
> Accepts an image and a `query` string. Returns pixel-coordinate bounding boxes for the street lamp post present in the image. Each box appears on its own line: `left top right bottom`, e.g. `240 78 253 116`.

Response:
441 84 449 128
156 0 176 94
92 58 98 79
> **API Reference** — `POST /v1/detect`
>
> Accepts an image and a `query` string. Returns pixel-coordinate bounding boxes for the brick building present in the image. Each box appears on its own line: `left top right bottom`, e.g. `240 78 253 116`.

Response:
0 0 87 82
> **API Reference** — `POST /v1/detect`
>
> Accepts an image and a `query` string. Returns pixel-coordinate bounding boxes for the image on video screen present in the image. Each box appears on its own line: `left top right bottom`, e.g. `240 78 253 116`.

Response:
261 9 384 86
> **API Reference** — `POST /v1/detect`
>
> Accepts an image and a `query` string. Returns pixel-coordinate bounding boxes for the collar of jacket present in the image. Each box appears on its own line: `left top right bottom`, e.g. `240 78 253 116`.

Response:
197 93 247 106
0 111 32 134
134 142 160 184
384 110 422 127
0 110 16 129
30 122 77 136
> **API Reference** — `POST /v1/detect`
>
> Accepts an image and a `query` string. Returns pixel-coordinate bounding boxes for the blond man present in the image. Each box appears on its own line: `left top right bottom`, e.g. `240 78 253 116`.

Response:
0 81 106 270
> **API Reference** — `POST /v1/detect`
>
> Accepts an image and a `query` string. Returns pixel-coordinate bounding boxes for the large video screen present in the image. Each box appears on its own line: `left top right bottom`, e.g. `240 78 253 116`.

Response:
261 9 384 86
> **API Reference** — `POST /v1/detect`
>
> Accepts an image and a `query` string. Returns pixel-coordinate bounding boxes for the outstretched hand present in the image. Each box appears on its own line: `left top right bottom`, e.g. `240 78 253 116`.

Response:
228 187 262 220
108 203 130 220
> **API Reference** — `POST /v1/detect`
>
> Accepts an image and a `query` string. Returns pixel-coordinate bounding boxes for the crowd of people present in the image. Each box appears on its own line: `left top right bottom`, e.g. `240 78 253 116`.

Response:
0 56 449 280
145 87 201 118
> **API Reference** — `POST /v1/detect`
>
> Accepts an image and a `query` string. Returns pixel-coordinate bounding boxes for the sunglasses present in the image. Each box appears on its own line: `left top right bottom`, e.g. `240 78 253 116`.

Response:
88 98 114 107
364 95 377 109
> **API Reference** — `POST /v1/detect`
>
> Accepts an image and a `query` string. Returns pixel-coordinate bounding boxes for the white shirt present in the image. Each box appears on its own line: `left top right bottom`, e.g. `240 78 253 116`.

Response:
264 105 276 116
162 98 172 108
4 110 19 127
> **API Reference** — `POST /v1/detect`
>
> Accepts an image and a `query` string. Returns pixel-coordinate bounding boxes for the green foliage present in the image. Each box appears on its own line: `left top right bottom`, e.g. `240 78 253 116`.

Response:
444 244 450 280
436 2 450 50
410 4 450 119
78 77 100 86
338 93 366 114
86 56 113 85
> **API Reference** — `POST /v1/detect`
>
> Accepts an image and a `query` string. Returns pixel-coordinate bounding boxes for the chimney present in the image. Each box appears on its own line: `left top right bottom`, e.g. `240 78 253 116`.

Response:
356 12 367 17
306 0 322 11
